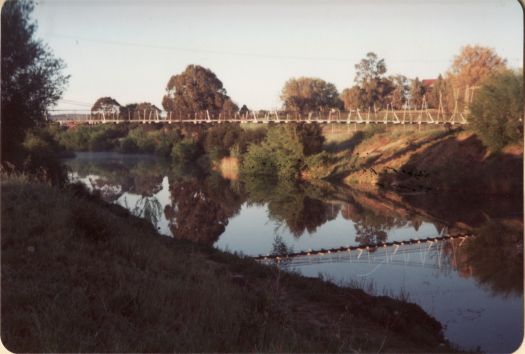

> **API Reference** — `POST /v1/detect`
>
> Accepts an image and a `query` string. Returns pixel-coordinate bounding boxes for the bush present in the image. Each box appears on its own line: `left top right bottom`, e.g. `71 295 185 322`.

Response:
21 129 68 185
240 126 303 179
240 144 277 177
305 151 335 179
469 69 523 151
171 139 201 163
119 137 140 153
291 122 325 155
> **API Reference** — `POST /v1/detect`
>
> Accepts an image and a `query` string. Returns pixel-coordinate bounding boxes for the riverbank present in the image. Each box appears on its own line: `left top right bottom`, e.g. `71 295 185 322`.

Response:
319 124 523 193
1 176 456 352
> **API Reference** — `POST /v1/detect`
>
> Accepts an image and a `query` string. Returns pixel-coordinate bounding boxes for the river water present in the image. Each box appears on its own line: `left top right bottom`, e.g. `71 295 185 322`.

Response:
64 152 523 353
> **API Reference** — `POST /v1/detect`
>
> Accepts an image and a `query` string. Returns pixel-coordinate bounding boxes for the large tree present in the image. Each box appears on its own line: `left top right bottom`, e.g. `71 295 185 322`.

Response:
340 86 363 111
91 97 121 113
352 52 394 109
447 45 507 112
388 75 409 110
1 0 69 163
123 102 161 120
469 69 523 151
448 45 507 90
281 77 342 115
161 65 237 118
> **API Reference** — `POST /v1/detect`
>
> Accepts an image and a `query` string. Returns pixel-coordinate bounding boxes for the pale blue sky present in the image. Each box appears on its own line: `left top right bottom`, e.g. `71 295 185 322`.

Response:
33 0 523 111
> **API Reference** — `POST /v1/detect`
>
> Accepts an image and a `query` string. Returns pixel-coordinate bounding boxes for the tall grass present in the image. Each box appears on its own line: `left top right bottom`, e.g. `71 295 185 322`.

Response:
1 178 451 352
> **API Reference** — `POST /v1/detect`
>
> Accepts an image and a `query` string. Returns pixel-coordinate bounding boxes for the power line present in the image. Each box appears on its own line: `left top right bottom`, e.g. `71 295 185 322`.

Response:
49 33 467 63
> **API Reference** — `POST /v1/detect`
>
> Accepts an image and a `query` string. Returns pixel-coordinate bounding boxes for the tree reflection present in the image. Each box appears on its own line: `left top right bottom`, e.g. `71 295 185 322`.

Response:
123 195 163 229
458 219 523 297
242 177 338 237
354 223 388 246
164 174 245 245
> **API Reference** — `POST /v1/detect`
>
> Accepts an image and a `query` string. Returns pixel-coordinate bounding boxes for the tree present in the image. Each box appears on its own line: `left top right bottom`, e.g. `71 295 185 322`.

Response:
91 97 121 113
220 98 239 118
161 65 237 117
354 52 386 84
447 45 507 113
280 77 342 115
134 102 161 120
353 52 393 109
410 77 426 108
427 75 452 111
239 104 249 116
448 45 507 90
468 69 522 151
1 0 69 163
340 86 364 110
120 103 138 120
388 75 409 110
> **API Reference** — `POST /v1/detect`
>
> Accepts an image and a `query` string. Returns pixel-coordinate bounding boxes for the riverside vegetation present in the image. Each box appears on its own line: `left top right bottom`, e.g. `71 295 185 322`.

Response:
2 174 454 352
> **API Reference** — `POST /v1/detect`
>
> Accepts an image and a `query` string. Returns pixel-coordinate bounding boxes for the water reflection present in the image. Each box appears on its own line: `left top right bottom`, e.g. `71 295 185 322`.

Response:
64 153 523 353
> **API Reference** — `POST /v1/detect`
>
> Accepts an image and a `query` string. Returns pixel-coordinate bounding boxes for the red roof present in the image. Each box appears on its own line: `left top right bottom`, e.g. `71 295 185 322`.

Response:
422 79 436 87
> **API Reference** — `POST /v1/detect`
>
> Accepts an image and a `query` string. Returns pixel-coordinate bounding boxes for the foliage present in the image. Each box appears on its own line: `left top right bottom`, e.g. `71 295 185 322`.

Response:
240 143 277 177
410 77 426 108
448 45 507 89
427 74 451 111
340 86 363 110
280 77 342 114
171 138 201 163
120 103 138 120
203 123 267 160
161 64 238 117
388 75 409 110
1 179 448 352
1 0 69 164
291 122 325 155
468 69 523 151
351 52 394 109
304 151 335 179
20 128 68 185
240 123 324 179
239 104 249 116
91 96 121 114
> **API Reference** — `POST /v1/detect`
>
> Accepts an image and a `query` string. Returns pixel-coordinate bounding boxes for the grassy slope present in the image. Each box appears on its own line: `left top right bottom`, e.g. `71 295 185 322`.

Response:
1 177 453 353
320 125 523 192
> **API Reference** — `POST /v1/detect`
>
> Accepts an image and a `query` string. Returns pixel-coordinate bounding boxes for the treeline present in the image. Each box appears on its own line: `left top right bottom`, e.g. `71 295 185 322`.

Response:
48 120 331 181
92 45 508 117
90 46 522 151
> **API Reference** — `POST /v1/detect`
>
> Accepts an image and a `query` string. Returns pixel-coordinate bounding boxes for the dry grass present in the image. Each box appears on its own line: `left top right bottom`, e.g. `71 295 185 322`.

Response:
1 178 454 352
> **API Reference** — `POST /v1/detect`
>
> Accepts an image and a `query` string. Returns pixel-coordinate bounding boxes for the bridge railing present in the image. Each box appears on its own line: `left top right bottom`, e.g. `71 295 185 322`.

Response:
51 107 467 125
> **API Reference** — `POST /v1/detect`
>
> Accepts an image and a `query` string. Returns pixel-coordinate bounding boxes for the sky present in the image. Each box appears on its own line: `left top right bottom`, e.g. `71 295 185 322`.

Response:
32 0 523 111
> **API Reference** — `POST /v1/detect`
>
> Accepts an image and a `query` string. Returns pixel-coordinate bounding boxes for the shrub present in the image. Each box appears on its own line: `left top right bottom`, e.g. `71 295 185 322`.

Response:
291 122 325 155
171 139 201 163
240 126 303 179
240 144 277 177
21 129 68 185
305 151 335 179
119 137 140 153
469 69 523 151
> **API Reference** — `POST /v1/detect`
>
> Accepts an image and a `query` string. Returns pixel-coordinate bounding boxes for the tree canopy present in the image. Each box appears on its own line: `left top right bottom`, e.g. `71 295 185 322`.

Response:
448 45 507 90
91 97 121 113
1 0 69 162
468 69 523 151
280 77 342 114
350 52 394 109
161 65 238 117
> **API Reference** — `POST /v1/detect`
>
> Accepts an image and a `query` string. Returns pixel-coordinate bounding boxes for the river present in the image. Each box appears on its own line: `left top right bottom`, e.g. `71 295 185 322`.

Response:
64 152 523 353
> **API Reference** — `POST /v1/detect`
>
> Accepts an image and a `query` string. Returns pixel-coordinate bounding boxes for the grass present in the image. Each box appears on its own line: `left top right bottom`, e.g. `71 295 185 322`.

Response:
1 176 455 352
